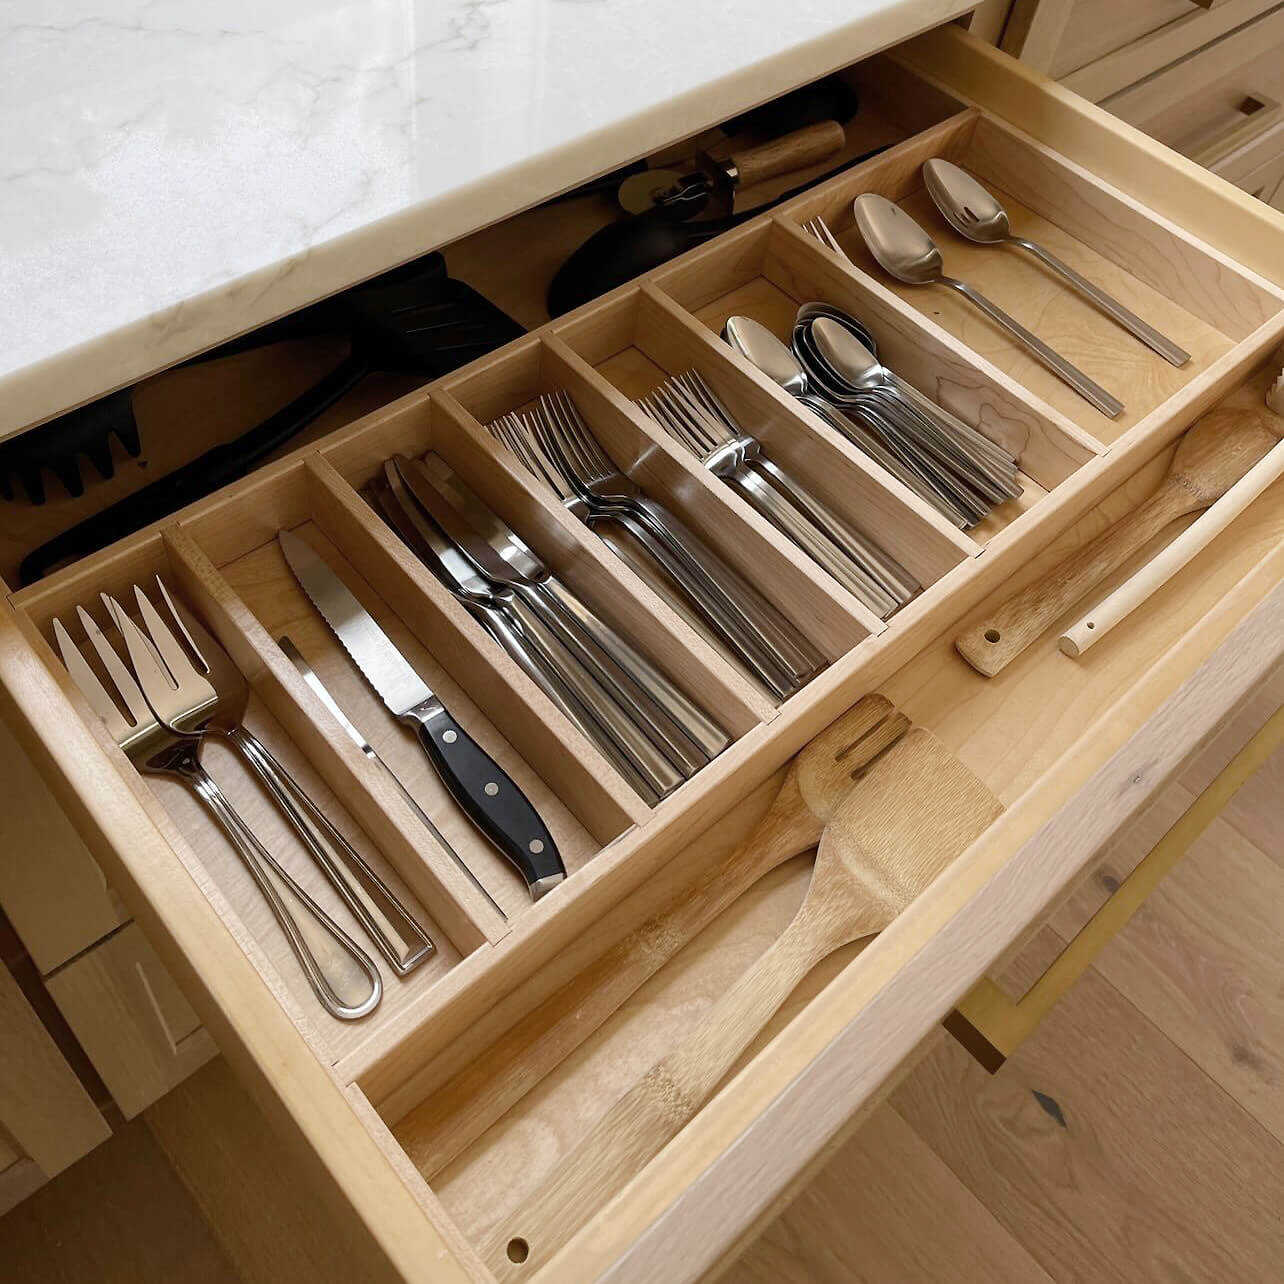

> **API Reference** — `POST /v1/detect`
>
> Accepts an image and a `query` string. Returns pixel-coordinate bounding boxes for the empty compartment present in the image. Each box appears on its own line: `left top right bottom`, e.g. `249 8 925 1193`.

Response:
779 109 1284 440
441 331 876 700
654 215 1099 544
553 287 974 601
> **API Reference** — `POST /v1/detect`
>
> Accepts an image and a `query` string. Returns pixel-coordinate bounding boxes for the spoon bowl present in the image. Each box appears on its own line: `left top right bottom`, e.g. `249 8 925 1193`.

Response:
722 315 808 398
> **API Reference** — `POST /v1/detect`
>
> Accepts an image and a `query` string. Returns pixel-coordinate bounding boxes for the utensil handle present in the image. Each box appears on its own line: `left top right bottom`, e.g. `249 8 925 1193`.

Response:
944 278 1124 419
533 577 729 765
487 904 836 1279
1060 435 1284 657
728 466 897 616
747 456 920 601
955 492 1178 676
722 120 846 188
230 728 434 975
504 594 686 803
186 760 381 1019
1015 239 1190 368
404 699 565 898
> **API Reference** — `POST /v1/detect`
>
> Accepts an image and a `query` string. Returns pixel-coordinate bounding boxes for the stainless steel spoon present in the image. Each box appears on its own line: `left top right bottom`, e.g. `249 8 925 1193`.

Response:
922 159 1190 368
852 193 1124 419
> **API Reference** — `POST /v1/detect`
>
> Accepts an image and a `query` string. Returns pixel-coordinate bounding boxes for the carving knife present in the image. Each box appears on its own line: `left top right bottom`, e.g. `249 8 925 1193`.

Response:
277 529 565 899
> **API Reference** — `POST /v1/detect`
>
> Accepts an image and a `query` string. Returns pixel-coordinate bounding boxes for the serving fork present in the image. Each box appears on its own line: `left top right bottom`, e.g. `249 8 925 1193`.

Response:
637 371 917 614
55 597 383 1020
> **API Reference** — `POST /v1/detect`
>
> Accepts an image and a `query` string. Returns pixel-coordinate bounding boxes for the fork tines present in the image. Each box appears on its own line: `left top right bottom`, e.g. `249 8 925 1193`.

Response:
803 216 852 263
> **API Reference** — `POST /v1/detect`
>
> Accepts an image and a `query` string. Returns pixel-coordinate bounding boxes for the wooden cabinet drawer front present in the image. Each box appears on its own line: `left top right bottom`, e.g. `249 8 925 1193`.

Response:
1104 5 1284 167
1 23 1283 1284
1007 0 1281 98
44 923 217 1119
0 956 109 1213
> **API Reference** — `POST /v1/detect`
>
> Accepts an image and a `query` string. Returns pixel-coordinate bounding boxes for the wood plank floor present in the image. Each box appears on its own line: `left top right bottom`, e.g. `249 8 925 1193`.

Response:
732 707 1284 1284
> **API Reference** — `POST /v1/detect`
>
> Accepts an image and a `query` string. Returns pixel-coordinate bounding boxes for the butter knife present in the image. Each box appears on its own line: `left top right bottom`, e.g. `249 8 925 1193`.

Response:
278 529 565 899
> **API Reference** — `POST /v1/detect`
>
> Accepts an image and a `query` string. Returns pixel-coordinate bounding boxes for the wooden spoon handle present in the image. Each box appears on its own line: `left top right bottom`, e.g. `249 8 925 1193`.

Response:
487 907 840 1279
955 492 1182 676
403 772 822 1179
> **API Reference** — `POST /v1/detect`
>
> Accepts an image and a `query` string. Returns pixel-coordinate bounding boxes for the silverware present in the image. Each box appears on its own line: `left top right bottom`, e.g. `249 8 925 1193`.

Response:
922 159 1190 368
55 600 382 1020
137 580 435 975
278 528 566 900
803 215 852 263
415 452 730 765
852 192 1124 418
369 460 686 805
636 371 916 614
278 635 507 922
488 392 825 700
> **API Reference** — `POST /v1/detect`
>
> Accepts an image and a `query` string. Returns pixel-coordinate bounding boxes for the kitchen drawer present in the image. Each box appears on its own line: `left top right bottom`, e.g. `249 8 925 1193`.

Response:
1005 0 1282 100
1 23 1283 1284
1104 5 1284 168
43 922 218 1119
0 954 110 1214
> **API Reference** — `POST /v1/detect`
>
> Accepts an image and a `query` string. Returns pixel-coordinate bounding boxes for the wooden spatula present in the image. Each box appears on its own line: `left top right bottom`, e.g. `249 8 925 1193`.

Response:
400 694 909 1179
955 393 1282 676
486 728 1003 1279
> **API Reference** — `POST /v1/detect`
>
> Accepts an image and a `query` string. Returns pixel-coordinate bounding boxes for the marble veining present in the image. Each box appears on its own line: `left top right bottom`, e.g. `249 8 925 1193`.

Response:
0 0 969 437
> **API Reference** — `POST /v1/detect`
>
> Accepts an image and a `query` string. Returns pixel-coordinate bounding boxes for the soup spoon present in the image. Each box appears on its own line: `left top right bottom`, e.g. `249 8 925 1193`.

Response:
922 159 1189 367
853 193 1124 419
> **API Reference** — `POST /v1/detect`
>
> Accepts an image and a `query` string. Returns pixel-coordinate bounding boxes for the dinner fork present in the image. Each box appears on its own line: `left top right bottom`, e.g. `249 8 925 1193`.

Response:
637 372 917 613
530 392 825 697
803 215 852 263
131 579 435 975
54 602 382 1021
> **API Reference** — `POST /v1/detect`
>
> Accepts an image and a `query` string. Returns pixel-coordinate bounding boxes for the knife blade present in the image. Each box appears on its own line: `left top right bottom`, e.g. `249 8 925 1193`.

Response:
277 528 565 899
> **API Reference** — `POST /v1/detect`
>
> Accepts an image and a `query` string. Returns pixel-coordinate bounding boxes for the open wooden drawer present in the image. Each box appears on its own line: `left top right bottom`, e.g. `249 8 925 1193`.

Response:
2 23 1283 1284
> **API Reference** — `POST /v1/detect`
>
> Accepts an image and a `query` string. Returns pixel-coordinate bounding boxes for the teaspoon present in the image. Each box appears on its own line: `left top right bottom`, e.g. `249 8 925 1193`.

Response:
922 159 1190 368
852 193 1124 419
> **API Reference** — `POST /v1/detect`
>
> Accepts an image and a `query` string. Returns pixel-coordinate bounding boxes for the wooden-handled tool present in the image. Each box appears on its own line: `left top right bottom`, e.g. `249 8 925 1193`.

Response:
956 388 1282 677
486 728 1003 1279
398 694 908 1179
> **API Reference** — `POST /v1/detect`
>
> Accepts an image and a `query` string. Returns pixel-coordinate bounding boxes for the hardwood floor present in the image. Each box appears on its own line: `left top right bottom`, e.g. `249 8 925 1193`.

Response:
731 713 1284 1284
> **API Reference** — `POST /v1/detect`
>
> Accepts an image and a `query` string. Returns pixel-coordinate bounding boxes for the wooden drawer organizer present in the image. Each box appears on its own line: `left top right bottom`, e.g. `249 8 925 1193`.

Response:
2 26 1283 1284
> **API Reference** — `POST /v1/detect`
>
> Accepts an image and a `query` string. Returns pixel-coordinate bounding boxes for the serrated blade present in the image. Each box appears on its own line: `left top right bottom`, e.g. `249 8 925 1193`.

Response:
278 529 434 718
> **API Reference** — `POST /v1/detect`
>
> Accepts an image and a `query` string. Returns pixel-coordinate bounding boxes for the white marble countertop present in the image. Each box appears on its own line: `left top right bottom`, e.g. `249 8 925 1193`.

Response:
0 0 971 438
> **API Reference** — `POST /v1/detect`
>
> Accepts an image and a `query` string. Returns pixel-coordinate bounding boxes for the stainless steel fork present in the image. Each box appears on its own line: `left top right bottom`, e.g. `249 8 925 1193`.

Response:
132 580 434 975
55 602 382 1021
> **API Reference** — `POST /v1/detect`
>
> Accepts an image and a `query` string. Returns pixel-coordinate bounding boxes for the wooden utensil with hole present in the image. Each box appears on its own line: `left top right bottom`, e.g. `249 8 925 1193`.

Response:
400 694 908 1179
487 728 1003 1278
955 392 1282 677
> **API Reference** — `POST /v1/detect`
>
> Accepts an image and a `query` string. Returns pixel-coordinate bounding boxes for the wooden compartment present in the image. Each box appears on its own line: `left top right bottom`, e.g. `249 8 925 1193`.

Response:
775 108 1283 441
3 25 1284 1284
441 330 876 675
652 208 1100 544
552 286 975 594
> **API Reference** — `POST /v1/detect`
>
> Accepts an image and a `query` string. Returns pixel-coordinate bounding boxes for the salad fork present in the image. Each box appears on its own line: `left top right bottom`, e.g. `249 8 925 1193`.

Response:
131 579 434 975
54 600 382 1020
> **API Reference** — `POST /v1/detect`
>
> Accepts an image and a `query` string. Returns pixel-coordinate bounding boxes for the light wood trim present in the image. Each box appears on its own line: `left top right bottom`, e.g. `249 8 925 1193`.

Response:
1190 95 1284 170
955 696 1284 1064
44 922 218 1119
0 603 477 1283
538 572 1284 1284
895 23 1284 289
999 0 1075 72
0 954 109 1178
0 710 125 973
1062 0 1280 103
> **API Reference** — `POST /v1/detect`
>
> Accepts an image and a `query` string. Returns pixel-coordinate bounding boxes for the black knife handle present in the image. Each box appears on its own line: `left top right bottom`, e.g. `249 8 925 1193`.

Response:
404 700 564 897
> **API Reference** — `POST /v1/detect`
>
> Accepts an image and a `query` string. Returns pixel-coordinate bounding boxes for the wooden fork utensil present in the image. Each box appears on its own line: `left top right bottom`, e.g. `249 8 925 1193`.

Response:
486 726 1003 1278
399 693 909 1178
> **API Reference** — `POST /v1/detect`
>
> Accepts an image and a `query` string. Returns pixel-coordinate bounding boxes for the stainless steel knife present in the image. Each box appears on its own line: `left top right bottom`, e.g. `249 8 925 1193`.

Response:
277 528 565 900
